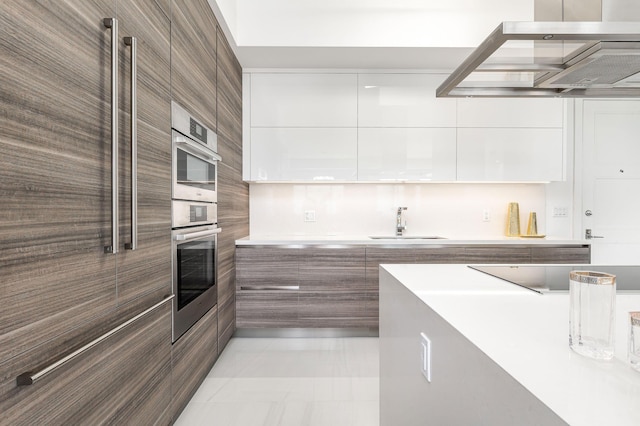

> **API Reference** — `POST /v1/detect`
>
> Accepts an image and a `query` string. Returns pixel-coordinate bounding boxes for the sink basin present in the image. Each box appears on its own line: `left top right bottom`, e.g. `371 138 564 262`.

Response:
368 236 447 240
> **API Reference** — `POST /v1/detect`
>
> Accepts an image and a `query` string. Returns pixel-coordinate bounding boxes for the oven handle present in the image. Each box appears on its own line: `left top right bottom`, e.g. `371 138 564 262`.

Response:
175 138 222 163
174 227 222 241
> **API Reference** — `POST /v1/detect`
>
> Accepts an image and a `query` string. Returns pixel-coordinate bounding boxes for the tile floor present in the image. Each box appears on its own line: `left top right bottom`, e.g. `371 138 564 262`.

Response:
175 337 380 426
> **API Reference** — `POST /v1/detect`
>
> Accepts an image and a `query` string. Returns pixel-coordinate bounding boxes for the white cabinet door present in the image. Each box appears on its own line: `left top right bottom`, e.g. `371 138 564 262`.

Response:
457 98 564 128
358 128 456 181
457 128 564 181
250 73 357 127
250 128 358 181
358 74 456 127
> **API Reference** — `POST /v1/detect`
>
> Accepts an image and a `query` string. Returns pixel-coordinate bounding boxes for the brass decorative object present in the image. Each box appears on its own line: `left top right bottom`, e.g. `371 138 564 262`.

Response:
506 202 520 237
526 212 538 236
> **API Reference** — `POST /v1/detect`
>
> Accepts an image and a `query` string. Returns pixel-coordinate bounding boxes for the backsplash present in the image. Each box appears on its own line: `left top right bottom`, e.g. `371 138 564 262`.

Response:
249 183 547 238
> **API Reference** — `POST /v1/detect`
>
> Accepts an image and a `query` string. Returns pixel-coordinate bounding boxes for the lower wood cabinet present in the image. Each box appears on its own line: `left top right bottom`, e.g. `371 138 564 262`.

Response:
0 301 172 425
171 305 218 420
236 244 591 329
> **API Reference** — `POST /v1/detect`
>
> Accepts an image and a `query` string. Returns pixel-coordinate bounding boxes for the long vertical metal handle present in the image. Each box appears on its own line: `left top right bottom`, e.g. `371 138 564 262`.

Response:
124 36 137 251
103 18 118 254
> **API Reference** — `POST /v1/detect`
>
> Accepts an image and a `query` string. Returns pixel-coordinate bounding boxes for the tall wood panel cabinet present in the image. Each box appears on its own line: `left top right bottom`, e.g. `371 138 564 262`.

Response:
216 27 246 352
171 0 218 130
1 1 172 423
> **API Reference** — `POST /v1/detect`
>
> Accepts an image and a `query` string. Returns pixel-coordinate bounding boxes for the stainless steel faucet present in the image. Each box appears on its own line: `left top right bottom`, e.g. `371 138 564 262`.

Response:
396 207 407 236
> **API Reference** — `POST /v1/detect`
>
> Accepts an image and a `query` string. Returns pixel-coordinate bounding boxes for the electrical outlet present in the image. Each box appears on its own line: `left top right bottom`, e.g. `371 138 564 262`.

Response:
482 209 491 222
552 207 568 217
304 210 316 222
420 332 431 382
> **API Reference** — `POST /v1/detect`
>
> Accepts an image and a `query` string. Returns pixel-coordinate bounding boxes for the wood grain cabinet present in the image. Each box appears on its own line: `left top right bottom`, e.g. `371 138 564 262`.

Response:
236 244 591 329
0 302 173 426
298 247 367 328
171 305 219 419
236 247 300 327
171 0 218 131
216 26 246 351
1 0 171 423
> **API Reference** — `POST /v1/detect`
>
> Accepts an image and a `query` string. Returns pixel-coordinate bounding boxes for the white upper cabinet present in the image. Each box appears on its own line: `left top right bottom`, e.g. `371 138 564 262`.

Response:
250 73 357 127
457 98 564 128
244 72 566 183
250 128 358 181
457 128 564 181
358 74 456 127
358 128 456 181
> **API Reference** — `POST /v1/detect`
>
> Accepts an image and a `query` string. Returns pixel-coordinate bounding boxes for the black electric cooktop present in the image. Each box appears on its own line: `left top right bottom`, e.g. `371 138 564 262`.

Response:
469 265 640 294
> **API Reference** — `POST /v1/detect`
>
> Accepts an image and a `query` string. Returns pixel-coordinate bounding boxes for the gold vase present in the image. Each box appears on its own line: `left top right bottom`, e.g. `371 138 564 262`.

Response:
506 202 520 237
526 212 538 236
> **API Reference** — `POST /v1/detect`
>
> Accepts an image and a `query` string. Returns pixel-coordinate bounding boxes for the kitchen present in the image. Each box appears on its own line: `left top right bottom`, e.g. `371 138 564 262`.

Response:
2 0 640 425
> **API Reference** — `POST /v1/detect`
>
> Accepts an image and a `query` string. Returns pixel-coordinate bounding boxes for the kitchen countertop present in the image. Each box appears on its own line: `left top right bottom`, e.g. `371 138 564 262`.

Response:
236 235 590 246
382 263 640 425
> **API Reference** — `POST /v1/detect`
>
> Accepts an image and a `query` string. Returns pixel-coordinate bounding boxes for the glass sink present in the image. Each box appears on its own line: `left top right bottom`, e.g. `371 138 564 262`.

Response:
368 236 447 240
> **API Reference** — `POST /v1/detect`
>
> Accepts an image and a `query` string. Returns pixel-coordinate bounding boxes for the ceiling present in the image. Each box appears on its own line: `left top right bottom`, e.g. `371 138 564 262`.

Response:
208 0 532 70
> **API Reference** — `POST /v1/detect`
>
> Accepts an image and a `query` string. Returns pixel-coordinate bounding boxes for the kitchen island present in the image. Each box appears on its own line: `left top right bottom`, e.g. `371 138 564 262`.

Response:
379 264 640 426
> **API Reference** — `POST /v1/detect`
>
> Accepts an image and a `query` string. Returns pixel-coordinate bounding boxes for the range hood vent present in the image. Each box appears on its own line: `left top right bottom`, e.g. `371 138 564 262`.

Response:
437 22 640 97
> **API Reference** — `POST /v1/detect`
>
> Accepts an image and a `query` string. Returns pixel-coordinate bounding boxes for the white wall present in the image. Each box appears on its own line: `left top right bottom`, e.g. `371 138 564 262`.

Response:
249 183 547 238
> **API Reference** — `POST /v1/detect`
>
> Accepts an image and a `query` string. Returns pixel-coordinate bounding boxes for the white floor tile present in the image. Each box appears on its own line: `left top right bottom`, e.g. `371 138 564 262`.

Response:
175 337 380 426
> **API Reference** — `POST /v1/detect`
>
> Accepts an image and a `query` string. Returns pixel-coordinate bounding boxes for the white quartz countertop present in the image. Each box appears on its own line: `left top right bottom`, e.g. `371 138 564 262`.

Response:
382 263 640 426
236 235 589 246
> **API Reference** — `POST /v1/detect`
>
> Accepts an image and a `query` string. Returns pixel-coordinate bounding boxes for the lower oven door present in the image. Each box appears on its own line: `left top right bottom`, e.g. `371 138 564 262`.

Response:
172 225 221 342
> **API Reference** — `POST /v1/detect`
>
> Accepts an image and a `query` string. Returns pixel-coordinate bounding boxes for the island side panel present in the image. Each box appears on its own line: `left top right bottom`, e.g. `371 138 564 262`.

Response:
379 266 567 426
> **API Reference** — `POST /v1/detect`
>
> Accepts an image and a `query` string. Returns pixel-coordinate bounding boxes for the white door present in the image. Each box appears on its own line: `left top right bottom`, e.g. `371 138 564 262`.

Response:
581 100 640 264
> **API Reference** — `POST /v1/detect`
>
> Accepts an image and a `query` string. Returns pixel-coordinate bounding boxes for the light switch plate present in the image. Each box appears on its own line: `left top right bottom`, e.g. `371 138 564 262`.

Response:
304 210 316 222
420 332 431 382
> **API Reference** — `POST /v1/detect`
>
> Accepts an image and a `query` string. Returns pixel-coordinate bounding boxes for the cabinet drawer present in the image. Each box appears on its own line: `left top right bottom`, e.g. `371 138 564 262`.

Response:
531 246 590 264
236 247 300 289
299 247 366 291
236 291 299 328
298 291 368 328
463 247 532 263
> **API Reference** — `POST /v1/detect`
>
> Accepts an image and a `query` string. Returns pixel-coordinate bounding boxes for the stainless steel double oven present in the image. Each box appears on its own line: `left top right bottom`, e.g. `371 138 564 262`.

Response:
171 101 221 342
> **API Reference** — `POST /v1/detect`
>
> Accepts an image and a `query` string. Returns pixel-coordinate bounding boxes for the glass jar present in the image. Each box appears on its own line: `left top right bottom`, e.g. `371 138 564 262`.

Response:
569 271 616 360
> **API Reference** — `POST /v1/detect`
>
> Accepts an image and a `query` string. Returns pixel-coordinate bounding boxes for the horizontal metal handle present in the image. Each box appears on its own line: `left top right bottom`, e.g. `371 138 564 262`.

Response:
175 139 222 163
175 227 221 241
17 295 174 386
240 285 300 291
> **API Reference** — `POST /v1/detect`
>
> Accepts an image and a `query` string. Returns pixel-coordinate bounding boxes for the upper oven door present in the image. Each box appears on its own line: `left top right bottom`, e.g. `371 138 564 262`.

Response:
172 130 221 202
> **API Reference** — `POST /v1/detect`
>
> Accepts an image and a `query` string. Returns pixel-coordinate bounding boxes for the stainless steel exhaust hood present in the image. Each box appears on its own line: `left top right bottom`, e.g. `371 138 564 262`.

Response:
437 0 640 97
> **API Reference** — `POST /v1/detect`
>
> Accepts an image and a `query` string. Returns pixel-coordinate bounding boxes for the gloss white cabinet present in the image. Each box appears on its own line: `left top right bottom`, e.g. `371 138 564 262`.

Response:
457 98 564 128
358 74 456 127
250 128 358 181
250 73 357 127
358 128 456 181
457 128 564 181
245 72 567 183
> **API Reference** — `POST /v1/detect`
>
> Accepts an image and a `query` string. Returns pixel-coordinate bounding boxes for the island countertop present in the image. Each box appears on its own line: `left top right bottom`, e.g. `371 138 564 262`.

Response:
380 264 640 426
